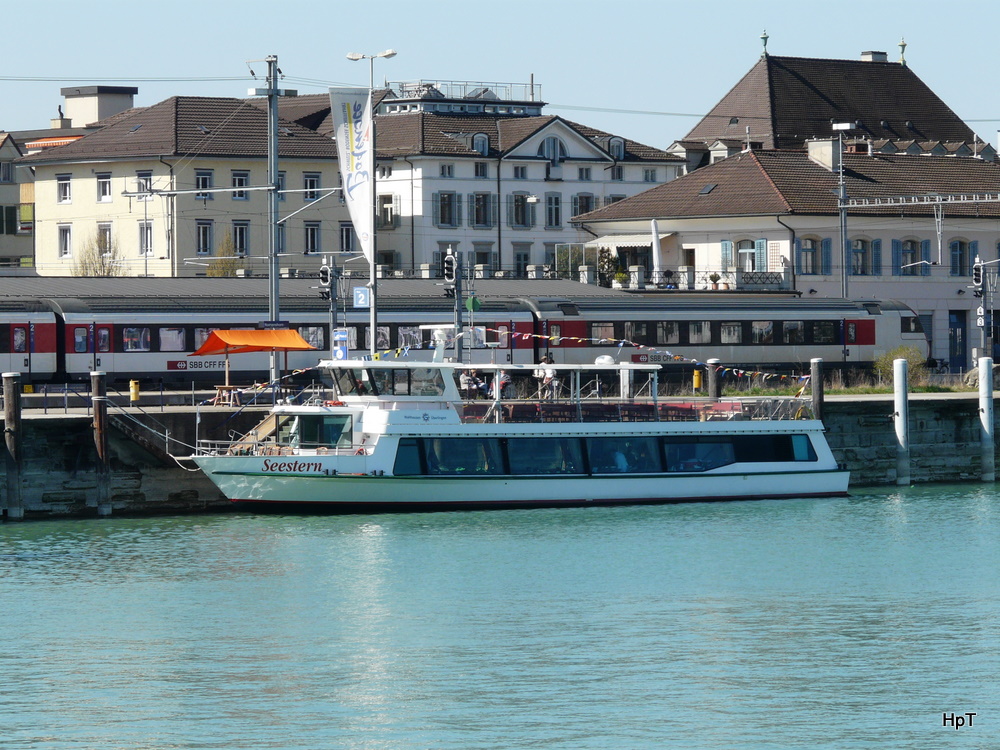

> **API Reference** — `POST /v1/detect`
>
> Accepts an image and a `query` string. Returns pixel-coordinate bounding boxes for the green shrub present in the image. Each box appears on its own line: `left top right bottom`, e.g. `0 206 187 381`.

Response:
873 346 927 385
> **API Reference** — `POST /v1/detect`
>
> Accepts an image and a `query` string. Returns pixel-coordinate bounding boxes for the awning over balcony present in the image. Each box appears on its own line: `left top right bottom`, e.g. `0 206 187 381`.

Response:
584 232 674 250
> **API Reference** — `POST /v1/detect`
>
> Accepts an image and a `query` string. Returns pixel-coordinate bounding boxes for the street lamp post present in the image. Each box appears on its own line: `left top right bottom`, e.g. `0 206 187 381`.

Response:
346 49 396 356
833 122 853 300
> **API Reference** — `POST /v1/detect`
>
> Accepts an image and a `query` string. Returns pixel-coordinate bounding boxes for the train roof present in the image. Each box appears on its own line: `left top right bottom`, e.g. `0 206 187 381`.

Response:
0 276 910 317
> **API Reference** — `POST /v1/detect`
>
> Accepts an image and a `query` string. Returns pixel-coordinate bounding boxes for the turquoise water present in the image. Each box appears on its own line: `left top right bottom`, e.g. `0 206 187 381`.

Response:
2 486 998 749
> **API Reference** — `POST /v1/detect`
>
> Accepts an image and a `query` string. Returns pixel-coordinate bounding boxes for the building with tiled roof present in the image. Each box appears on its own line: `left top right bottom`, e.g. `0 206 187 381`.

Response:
0 133 32 266
18 95 341 277
669 49 994 172
575 142 1000 369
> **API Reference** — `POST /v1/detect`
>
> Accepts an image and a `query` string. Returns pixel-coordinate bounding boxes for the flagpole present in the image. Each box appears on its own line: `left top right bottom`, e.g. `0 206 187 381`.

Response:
368 89 378 357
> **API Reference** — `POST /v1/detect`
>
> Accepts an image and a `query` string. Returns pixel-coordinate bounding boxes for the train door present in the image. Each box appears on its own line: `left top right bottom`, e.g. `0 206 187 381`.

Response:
8 323 31 377
948 311 967 372
843 318 875 361
70 323 114 375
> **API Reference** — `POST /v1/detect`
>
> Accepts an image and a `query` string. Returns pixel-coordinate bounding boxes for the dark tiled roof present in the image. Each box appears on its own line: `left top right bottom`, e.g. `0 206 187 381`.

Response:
684 55 976 150
18 97 337 164
576 150 1000 222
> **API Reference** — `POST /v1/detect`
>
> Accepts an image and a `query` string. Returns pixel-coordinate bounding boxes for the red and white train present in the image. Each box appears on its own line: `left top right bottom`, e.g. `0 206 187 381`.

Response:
0 278 927 384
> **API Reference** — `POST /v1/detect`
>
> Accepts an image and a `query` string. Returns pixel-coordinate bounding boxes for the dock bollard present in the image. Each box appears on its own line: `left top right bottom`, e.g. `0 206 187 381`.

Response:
979 357 995 482
893 358 910 486
810 358 824 422
3 372 23 520
130 380 140 404
706 359 721 400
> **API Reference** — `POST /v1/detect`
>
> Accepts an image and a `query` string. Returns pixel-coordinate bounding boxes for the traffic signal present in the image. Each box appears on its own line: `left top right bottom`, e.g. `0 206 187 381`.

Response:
319 265 331 287
442 254 456 283
972 261 984 287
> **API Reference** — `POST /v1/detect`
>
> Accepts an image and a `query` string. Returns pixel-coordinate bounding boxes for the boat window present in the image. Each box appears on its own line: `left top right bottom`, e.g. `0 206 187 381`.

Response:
506 437 584 475
333 368 370 396
409 368 445 396
732 434 816 462
421 437 504 475
292 415 353 449
663 437 736 472
394 438 423 475
370 368 393 395
587 436 663 473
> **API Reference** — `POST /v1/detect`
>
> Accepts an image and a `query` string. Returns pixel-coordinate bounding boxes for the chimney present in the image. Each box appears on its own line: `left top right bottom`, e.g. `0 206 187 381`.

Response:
860 50 888 63
807 138 841 173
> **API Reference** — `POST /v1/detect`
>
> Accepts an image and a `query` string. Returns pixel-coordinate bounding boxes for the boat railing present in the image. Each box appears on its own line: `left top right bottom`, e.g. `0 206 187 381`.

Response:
459 395 814 424
196 438 369 457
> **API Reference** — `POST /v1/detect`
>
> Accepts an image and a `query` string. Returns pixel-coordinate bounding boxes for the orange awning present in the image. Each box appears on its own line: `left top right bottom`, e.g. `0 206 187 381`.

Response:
189 329 318 357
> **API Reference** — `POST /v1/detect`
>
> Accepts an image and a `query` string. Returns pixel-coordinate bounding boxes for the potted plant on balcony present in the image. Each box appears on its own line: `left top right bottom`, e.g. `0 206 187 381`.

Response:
612 271 629 289
708 272 721 290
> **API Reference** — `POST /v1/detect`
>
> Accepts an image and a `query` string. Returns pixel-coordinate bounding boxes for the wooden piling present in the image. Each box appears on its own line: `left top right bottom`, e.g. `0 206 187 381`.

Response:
91 371 112 516
3 372 23 520
810 358 824 422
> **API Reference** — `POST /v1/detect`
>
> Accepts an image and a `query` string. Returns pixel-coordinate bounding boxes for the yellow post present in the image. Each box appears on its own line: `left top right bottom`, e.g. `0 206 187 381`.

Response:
692 369 703 391
130 380 140 403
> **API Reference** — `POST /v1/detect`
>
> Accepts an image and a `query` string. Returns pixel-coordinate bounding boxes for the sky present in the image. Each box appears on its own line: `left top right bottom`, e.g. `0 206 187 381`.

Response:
4 0 1000 151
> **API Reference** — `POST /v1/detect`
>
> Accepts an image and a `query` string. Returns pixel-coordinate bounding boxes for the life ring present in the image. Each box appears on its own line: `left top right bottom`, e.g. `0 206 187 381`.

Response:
355 447 367 456
324 400 345 407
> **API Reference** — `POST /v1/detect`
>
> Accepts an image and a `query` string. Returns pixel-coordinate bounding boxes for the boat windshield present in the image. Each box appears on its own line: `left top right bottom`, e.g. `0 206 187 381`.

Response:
333 366 447 397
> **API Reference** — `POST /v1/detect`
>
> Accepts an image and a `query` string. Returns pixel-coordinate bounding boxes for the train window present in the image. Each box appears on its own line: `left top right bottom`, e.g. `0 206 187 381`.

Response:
398 326 423 349
689 321 711 344
783 321 805 344
495 325 510 348
73 327 88 353
900 316 923 334
846 322 858 344
752 321 774 344
624 321 647 344
12 327 27 353
720 322 742 345
97 329 111 353
655 321 679 345
550 324 562 346
592 322 614 342
365 325 391 352
194 328 214 349
123 327 151 352
345 327 359 350
814 321 837 344
299 326 324 349
159 328 186 352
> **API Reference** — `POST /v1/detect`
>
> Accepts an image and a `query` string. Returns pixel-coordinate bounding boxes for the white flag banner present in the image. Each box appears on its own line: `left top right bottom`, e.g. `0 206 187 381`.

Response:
329 87 374 263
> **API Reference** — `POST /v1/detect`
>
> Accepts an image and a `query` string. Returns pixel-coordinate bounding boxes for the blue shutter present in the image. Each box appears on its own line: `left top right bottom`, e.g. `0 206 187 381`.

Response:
432 192 441 228
920 239 931 276
871 239 882 276
892 239 902 275
755 238 768 272
970 240 979 271
455 195 463 227
794 238 803 274
821 238 832 275
950 240 961 276
490 194 499 229
721 240 732 267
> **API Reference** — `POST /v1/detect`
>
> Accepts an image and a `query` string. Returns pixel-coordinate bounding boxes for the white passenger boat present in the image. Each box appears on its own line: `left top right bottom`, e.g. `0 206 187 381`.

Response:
190 358 849 510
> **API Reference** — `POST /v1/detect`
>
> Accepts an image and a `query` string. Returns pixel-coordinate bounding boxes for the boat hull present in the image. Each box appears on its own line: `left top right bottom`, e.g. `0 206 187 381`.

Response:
192 455 849 510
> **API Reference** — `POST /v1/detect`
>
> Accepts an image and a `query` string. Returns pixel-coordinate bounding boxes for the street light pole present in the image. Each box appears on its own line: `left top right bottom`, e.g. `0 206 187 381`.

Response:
347 49 395 357
833 122 853 300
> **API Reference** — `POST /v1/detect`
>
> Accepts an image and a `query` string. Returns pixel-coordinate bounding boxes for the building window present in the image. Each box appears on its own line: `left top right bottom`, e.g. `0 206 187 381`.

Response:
232 221 249 255
512 243 531 276
538 136 567 165
277 171 286 201
545 194 561 229
276 223 285 253
473 133 489 156
231 170 249 200
303 172 321 201
510 193 535 229
572 193 596 216
0 162 12 183
377 165 393 179
800 238 817 275
340 222 355 252
97 223 113 254
606 195 625 205
578 167 591 181
377 194 399 229
737 239 756 271
58 224 72 257
138 221 153 256
304 222 321 254
440 164 454 178
609 138 625 160
852 239 869 275
950 240 973 276
643 168 657 182
901 240 918 275
96 173 112 203
195 170 214 200
470 193 496 229
513 165 527 180
434 191 461 228
57 174 72 203
610 166 623 182
196 220 213 255
474 162 488 179
135 170 153 199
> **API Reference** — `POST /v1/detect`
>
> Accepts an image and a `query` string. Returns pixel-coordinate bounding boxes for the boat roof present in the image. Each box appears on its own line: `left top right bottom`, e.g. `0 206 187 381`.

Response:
319 359 661 373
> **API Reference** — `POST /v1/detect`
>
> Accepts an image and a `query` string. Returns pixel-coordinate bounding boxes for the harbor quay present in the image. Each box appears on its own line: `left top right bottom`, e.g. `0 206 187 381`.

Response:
0 389 996 520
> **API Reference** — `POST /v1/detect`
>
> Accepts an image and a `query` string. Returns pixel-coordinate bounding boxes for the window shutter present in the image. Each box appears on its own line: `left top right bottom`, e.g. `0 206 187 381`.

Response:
920 239 931 276
949 240 961 276
528 201 536 228
455 196 463 227
491 252 499 274
506 194 514 227
721 240 732 267
821 238 832 275
432 193 441 228
871 239 882 276
432 250 442 273
970 240 979 269
467 194 475 226
755 238 768 272
392 194 401 228
892 239 902 275
490 194 499 228
794 238 803 275
571 195 580 216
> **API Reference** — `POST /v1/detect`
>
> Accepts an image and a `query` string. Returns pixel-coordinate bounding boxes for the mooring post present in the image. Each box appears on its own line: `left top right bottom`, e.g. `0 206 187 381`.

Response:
3 372 23 520
979 357 995 482
91 371 112 516
706 359 721 401
893 358 910 486
810 358 824 422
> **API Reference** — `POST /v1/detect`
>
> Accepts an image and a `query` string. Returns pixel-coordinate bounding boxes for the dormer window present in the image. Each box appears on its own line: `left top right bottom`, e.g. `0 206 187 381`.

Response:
538 136 567 165
609 137 625 160
473 133 489 156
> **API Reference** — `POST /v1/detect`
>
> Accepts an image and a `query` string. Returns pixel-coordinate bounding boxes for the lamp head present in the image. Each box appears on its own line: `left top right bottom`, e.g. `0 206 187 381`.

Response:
346 52 365 61
379 49 397 59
